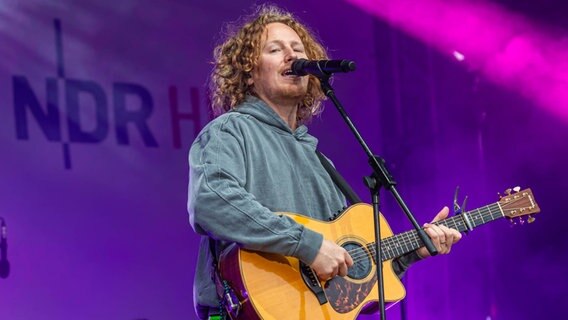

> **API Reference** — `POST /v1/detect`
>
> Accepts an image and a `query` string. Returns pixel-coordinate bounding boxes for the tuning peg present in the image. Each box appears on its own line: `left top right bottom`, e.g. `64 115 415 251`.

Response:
505 188 512 195
513 186 521 193
528 215 535 223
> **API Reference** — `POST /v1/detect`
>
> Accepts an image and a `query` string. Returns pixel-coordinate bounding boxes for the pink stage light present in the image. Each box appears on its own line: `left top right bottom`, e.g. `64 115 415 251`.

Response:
346 0 568 121
453 50 465 62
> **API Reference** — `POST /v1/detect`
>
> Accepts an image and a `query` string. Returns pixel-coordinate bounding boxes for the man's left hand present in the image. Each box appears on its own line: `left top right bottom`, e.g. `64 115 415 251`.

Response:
417 206 462 258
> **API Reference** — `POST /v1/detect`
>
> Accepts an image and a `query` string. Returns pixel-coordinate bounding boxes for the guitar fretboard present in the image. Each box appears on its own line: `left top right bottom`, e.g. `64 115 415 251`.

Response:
364 202 504 262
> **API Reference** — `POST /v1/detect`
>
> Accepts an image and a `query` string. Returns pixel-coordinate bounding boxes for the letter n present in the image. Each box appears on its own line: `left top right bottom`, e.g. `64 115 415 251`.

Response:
13 76 61 141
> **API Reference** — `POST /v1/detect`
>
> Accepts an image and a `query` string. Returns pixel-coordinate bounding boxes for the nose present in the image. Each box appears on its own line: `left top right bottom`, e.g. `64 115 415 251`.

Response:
285 48 298 62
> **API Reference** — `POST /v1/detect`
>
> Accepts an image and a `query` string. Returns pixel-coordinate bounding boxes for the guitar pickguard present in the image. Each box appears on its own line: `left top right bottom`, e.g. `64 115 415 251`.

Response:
325 274 378 313
324 240 376 313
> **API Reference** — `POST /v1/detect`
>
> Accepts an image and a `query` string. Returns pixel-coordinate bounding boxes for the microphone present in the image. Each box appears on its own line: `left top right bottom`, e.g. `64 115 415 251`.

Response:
290 59 356 77
0 218 9 279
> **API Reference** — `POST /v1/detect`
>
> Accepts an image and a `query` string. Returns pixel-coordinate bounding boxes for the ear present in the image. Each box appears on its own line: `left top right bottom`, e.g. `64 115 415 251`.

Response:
246 73 254 86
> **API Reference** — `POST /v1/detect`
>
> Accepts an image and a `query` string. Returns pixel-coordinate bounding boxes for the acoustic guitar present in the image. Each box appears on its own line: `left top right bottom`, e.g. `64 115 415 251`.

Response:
219 188 540 319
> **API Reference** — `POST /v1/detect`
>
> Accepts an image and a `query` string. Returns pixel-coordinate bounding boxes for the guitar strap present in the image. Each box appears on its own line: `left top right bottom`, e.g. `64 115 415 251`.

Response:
315 150 362 205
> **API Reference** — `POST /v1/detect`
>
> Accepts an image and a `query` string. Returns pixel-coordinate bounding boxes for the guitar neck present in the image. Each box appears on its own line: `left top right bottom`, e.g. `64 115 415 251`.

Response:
377 202 504 261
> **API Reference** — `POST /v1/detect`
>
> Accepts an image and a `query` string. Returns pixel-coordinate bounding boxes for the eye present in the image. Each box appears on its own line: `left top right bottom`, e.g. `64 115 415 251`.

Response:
292 43 305 52
269 48 281 53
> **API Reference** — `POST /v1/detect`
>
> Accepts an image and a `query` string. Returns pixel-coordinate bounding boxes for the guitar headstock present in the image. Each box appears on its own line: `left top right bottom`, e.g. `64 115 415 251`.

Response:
499 187 541 222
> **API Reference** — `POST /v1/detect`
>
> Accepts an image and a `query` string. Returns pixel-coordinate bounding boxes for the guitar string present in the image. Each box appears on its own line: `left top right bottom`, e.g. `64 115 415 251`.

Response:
350 210 490 261
346 195 528 264
345 203 505 263
345 204 495 258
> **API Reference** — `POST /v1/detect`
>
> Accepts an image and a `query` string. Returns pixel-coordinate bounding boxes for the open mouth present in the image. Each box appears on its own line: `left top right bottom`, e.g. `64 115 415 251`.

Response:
281 69 295 76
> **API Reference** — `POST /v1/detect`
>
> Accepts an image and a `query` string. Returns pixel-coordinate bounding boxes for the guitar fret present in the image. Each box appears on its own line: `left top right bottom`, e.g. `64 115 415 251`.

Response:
493 203 504 219
384 238 395 260
411 233 419 250
490 207 497 220
401 232 409 253
475 210 483 226
495 202 505 219
394 242 402 257
373 238 390 260
452 218 463 232
450 218 458 230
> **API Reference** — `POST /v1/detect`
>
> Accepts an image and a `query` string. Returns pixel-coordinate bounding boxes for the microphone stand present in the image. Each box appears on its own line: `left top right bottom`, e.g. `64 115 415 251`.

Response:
317 75 438 319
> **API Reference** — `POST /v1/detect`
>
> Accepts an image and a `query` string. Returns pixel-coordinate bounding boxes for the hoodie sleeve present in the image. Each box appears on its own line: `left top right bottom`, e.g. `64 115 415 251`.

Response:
392 251 423 278
187 117 323 265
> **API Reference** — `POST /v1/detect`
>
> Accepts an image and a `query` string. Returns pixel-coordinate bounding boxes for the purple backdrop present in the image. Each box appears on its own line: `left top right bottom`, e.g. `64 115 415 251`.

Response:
0 0 566 319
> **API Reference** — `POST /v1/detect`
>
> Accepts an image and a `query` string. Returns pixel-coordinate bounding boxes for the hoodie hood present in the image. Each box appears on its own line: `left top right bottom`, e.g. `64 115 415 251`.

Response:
233 95 315 145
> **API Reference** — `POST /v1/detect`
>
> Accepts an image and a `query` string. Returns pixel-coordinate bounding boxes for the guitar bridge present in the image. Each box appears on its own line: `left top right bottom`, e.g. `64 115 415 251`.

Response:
300 262 328 305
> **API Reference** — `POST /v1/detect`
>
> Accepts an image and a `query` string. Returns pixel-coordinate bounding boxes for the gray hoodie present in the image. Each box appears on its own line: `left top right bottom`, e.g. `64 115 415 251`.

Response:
187 96 418 317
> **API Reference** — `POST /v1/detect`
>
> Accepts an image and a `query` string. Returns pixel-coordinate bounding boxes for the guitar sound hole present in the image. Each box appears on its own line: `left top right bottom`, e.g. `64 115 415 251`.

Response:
343 242 372 280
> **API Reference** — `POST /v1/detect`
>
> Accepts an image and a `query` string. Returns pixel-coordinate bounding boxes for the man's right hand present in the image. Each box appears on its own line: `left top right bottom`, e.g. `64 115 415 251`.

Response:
310 239 354 280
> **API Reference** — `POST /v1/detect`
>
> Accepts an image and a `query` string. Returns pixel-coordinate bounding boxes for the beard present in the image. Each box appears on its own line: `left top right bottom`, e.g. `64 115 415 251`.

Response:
274 78 309 103
251 74 310 108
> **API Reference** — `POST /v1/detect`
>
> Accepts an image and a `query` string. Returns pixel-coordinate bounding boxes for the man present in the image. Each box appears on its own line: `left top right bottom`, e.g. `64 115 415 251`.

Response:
188 5 461 319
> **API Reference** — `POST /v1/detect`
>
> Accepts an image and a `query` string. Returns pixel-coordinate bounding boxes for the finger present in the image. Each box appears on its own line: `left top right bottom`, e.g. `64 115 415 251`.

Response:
330 267 339 279
439 225 463 253
451 228 463 243
439 225 454 245
316 272 328 281
345 250 354 267
424 228 442 252
319 269 334 281
424 224 446 251
338 262 348 277
431 206 450 223
434 225 448 244
425 223 446 244
446 229 462 253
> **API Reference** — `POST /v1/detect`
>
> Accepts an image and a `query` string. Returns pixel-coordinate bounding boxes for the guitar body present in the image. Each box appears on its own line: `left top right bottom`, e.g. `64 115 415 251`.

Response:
219 203 406 320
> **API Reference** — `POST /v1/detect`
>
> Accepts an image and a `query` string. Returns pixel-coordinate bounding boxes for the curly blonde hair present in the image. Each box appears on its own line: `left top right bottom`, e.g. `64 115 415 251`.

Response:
209 5 328 123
